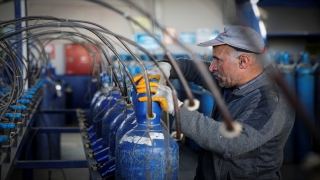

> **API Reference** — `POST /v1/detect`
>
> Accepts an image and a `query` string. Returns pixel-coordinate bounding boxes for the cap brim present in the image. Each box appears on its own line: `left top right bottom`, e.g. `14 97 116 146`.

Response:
197 39 225 47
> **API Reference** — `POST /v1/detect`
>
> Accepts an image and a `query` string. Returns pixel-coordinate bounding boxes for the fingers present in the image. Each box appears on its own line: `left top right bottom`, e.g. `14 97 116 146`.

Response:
138 96 169 111
136 88 158 94
133 74 143 82
136 75 160 85
136 82 159 89
133 73 161 84
136 82 159 94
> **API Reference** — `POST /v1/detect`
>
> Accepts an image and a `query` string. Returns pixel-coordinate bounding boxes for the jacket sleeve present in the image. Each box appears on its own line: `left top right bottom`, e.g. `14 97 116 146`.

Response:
177 88 294 158
165 58 215 91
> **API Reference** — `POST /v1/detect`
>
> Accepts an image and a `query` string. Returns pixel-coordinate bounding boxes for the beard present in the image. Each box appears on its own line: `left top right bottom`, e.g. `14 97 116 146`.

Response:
213 72 233 88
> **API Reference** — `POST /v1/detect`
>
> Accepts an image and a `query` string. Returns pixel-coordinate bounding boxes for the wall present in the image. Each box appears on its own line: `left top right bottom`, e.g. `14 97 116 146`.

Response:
1 0 229 73
259 7 320 34
259 6 320 58
0 1 14 21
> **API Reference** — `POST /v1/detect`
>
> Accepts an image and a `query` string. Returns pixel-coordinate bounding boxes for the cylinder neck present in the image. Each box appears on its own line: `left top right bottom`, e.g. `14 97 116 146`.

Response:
134 92 161 125
301 53 310 63
115 98 126 108
125 104 134 115
281 52 290 64
111 88 121 99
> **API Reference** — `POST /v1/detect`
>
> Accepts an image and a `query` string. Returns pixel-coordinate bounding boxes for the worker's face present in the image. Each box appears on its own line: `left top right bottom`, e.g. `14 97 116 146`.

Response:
209 45 240 88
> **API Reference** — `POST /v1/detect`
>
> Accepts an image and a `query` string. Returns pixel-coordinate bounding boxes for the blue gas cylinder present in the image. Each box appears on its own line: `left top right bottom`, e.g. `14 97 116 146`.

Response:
116 93 179 180
115 113 137 151
295 52 315 162
108 104 135 159
274 52 281 64
89 88 109 126
101 98 127 149
278 52 296 163
279 51 296 98
115 113 168 151
92 88 121 141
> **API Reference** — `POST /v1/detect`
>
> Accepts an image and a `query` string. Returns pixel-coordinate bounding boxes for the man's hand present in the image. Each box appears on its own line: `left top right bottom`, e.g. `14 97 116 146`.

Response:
133 62 171 85
136 81 183 115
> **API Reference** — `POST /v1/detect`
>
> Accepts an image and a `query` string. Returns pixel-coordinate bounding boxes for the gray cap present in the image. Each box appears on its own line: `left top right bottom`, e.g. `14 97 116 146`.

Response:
198 25 265 54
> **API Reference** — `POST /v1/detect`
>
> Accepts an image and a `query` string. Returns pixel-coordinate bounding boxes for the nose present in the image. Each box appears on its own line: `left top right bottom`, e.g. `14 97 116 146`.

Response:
209 60 217 72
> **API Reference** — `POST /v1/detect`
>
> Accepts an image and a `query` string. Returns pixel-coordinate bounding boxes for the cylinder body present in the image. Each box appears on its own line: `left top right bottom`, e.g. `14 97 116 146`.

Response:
116 93 179 180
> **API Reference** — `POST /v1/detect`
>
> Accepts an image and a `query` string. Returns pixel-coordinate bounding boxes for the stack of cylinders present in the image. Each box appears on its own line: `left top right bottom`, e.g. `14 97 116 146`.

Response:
278 52 296 163
295 52 315 162
92 88 121 141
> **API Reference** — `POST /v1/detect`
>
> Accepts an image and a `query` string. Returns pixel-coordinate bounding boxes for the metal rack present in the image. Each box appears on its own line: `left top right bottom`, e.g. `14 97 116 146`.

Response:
76 110 103 180
0 100 94 179
1 94 43 180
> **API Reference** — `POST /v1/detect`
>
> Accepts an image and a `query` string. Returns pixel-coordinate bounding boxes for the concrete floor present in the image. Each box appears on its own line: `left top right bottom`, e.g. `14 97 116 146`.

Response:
11 131 316 180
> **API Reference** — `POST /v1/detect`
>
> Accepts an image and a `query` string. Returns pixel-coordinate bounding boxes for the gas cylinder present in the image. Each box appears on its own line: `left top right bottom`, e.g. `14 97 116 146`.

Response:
108 104 135 159
116 93 179 180
115 113 137 152
90 72 110 124
89 87 109 126
101 98 127 149
96 105 135 178
295 52 315 162
278 52 296 163
91 87 121 142
90 92 124 159
314 57 320 154
115 113 168 152
274 52 281 64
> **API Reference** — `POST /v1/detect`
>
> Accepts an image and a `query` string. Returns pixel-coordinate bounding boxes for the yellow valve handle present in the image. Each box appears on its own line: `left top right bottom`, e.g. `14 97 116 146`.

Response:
138 96 169 111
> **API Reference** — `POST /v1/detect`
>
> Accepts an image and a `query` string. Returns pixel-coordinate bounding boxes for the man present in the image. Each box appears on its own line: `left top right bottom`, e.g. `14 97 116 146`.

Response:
134 25 295 179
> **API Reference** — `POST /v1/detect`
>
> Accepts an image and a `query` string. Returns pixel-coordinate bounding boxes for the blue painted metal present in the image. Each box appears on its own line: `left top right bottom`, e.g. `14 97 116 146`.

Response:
295 52 315 162
89 133 96 142
236 1 266 43
140 54 150 60
108 105 134 159
101 98 127 149
36 77 65 160
257 0 320 7
91 138 103 152
92 88 121 142
90 90 102 123
278 52 296 163
89 88 110 127
14 0 22 72
116 93 179 180
267 33 320 38
115 113 137 151
15 160 88 169
79 124 103 179
86 125 94 135
1 93 43 180
93 147 110 164
274 52 281 64
98 158 116 178
174 54 189 59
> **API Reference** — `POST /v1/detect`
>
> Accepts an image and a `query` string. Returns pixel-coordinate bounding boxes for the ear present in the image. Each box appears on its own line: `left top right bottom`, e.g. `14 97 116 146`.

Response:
238 54 250 69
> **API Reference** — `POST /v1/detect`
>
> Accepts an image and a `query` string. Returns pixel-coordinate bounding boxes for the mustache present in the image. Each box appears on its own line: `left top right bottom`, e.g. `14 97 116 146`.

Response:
213 72 221 78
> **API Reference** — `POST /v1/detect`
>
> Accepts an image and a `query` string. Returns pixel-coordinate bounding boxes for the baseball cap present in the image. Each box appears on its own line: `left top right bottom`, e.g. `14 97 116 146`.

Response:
197 25 266 54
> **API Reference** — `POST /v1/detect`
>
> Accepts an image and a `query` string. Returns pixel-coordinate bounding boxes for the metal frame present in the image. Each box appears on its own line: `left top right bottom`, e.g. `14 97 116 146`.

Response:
0 104 104 179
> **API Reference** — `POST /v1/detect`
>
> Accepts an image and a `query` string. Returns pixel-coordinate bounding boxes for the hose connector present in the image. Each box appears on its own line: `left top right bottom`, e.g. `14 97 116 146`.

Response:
183 99 200 111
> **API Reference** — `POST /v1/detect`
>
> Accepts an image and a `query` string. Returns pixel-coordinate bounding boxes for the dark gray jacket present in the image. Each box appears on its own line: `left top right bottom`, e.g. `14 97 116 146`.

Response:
170 59 295 180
